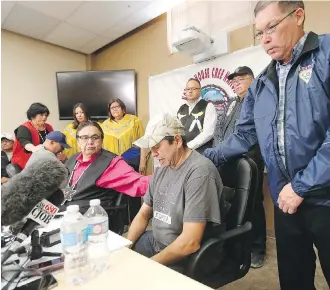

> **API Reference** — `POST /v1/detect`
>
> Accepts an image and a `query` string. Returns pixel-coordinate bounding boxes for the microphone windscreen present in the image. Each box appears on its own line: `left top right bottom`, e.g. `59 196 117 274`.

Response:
1 158 68 226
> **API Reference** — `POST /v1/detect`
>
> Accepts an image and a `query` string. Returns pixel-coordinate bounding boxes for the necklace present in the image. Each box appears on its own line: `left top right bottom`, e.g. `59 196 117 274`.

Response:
30 121 46 143
61 162 92 205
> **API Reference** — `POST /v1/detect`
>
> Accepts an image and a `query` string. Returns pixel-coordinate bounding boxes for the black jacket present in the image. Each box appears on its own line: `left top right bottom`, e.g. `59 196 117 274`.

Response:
1 151 10 178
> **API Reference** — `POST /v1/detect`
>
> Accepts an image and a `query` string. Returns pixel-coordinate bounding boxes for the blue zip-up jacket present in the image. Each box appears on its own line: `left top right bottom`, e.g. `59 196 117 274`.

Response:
204 32 330 206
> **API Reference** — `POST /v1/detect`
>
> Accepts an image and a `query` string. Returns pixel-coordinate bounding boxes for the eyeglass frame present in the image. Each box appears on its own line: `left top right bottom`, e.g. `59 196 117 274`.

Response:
254 9 297 40
184 87 201 92
109 105 122 111
231 76 253 84
77 134 102 142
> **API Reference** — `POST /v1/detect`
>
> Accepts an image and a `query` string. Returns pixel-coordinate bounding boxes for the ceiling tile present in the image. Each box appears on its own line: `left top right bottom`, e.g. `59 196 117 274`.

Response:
1 1 15 25
66 1 149 34
102 0 187 39
18 1 83 21
79 36 111 54
44 22 96 51
2 4 61 39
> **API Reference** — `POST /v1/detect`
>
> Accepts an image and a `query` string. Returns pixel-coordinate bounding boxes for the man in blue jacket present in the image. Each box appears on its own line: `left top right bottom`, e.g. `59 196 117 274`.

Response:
204 1 330 289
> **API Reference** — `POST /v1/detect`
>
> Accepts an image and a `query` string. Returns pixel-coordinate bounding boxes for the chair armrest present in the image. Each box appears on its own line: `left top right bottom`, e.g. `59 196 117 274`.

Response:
219 221 252 241
186 221 252 278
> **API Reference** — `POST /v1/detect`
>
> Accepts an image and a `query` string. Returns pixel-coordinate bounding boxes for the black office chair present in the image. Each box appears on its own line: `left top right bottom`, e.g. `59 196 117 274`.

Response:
106 194 128 236
185 156 259 288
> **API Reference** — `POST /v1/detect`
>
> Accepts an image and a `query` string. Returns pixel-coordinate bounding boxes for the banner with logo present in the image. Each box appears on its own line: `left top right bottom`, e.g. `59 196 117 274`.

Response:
148 45 271 120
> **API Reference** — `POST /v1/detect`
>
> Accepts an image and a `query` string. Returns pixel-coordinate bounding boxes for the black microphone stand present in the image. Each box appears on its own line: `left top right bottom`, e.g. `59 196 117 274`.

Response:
27 230 62 260
2 230 62 290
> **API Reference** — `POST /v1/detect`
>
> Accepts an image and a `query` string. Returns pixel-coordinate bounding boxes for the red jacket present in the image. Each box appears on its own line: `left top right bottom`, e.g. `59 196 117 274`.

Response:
12 121 53 169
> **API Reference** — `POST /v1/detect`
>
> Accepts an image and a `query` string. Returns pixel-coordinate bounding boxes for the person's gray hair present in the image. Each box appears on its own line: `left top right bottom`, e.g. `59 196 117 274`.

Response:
254 1 305 17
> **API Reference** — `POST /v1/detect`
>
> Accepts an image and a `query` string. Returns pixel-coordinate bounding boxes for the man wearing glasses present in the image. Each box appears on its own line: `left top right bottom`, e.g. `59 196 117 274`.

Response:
61 121 151 222
204 1 330 289
177 78 217 154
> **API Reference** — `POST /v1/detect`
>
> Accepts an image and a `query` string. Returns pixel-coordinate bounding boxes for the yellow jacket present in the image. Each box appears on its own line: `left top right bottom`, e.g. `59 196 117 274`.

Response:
101 114 143 155
62 123 80 158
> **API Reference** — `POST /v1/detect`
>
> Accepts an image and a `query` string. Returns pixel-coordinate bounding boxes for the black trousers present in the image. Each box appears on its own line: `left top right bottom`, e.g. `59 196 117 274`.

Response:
251 161 267 256
274 204 330 290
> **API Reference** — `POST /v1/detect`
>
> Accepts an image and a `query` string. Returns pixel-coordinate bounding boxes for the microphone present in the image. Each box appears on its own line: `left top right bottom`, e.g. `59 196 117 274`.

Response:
1 159 68 265
1 158 68 226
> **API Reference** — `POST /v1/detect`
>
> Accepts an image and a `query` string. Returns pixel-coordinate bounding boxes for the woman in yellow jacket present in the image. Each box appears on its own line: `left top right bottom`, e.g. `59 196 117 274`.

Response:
101 98 147 174
62 103 89 158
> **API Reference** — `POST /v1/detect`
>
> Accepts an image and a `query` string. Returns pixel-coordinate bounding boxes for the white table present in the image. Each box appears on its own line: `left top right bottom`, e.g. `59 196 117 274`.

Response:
55 247 213 290
2 217 212 290
1 217 131 289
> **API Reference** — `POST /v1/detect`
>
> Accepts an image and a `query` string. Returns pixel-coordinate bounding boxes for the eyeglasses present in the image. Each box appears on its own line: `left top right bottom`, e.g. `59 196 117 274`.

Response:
110 105 121 111
232 77 252 84
184 87 201 92
254 9 296 40
77 135 101 142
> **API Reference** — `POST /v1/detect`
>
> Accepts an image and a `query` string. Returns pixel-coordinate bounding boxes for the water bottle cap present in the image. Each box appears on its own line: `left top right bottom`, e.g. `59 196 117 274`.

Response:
90 199 101 206
67 205 79 213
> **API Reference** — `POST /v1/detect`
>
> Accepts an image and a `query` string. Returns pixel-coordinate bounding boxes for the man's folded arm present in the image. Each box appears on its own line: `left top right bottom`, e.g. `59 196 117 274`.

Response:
151 222 206 265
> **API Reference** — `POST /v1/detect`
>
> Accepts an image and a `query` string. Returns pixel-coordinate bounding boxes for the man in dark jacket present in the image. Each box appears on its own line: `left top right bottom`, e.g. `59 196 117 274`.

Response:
216 66 267 269
204 1 330 289
1 133 14 184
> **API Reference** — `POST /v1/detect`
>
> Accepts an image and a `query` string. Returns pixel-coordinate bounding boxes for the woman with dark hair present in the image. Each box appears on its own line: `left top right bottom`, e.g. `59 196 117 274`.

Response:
11 103 54 169
62 121 150 219
62 103 89 158
101 98 147 174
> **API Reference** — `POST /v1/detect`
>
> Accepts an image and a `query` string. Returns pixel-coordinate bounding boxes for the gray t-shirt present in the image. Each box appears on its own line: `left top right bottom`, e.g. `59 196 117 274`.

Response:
25 147 58 169
144 150 224 249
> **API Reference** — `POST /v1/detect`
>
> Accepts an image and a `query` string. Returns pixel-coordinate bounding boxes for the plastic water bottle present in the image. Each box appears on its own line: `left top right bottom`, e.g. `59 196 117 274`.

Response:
60 205 89 286
84 199 109 275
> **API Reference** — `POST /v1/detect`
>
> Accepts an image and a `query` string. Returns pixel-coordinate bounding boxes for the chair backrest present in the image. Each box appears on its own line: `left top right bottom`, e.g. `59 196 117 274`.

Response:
218 156 258 230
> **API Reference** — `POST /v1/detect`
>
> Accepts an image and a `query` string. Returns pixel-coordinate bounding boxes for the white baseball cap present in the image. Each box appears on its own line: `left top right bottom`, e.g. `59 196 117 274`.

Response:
1 133 14 141
133 114 185 149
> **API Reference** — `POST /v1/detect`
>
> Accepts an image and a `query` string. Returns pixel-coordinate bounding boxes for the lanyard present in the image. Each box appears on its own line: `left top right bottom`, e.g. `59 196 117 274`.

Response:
67 161 92 190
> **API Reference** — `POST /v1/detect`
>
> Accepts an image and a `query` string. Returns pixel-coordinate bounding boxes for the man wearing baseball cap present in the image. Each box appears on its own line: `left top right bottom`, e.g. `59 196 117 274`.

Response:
1 133 14 184
216 66 255 145
25 131 70 169
217 66 267 269
127 114 224 273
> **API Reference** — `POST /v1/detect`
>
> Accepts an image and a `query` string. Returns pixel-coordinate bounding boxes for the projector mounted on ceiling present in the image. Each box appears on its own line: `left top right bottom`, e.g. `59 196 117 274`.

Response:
172 26 230 63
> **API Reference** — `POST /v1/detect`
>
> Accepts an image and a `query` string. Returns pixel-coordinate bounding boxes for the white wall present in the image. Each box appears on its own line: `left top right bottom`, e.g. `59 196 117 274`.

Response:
1 30 87 134
169 1 254 44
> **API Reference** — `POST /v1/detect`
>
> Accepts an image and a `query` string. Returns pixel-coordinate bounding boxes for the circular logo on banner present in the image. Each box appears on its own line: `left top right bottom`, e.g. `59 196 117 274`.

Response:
181 67 235 115
201 84 230 111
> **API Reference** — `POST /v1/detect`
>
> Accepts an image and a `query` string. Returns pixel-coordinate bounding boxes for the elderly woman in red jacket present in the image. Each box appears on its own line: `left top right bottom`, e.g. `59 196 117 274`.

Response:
11 103 54 170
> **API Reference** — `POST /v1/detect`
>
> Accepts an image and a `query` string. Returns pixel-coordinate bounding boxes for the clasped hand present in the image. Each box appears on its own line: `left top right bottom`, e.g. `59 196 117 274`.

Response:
277 183 304 214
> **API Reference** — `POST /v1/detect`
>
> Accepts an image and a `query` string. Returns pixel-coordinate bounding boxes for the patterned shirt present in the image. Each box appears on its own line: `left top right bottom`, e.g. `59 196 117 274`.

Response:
276 33 308 167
